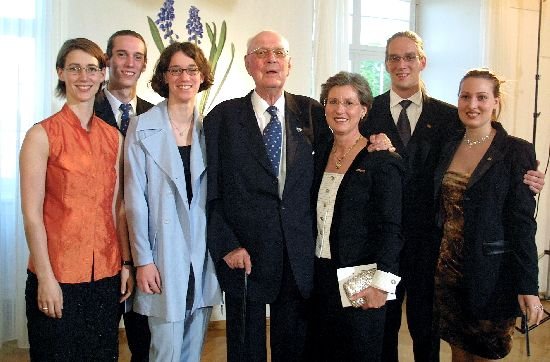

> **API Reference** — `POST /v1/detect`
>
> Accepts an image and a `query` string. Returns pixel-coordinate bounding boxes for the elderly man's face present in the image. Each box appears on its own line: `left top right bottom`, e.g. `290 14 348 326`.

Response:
244 31 291 96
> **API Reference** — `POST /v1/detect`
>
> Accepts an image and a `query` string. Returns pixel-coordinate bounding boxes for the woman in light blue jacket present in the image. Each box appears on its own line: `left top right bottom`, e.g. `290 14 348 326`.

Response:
124 42 221 362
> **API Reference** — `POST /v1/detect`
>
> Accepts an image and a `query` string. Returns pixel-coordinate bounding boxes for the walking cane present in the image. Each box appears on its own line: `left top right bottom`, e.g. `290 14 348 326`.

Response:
240 270 248 359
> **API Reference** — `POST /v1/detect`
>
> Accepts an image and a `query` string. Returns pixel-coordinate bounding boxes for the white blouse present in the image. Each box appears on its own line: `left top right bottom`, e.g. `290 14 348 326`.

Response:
315 172 344 259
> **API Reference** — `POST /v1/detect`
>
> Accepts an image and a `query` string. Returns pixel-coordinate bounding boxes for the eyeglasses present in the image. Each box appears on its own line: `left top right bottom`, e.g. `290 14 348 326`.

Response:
386 54 421 63
166 66 200 77
64 65 102 75
246 47 288 58
324 98 361 109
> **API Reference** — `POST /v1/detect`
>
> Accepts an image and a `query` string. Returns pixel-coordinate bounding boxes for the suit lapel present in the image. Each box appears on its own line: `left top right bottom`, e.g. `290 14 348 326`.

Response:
377 93 403 152
94 91 118 129
137 101 189 206
284 93 301 172
467 123 507 189
238 92 275 175
408 95 437 166
136 97 153 116
189 111 206 199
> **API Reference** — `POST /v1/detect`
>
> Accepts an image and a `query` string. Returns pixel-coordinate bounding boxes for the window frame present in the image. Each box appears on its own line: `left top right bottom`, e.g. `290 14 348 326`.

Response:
348 0 416 95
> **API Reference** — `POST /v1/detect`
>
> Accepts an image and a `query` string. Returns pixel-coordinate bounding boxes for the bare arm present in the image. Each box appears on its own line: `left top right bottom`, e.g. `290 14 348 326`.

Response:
114 133 133 302
20 124 63 318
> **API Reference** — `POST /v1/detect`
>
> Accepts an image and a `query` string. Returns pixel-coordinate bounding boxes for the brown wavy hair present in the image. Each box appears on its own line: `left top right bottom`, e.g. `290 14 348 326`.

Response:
150 42 213 98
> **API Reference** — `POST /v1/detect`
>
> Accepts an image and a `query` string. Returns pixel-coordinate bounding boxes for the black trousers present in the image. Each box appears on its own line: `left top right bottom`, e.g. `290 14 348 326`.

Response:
306 258 386 362
120 307 150 362
382 269 440 362
26 271 120 362
225 250 308 362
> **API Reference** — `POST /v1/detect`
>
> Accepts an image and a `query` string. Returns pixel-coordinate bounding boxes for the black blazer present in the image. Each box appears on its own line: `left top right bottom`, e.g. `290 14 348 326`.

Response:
434 122 538 320
204 91 329 302
361 91 461 273
312 141 404 274
94 90 154 133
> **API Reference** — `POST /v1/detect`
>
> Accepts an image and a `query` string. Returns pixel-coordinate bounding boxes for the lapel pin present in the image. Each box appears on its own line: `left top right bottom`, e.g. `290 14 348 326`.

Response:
296 127 303 132
426 124 432 128
355 168 366 173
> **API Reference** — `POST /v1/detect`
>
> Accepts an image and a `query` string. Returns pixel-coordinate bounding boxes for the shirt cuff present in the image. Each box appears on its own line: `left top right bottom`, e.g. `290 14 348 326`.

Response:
371 270 401 294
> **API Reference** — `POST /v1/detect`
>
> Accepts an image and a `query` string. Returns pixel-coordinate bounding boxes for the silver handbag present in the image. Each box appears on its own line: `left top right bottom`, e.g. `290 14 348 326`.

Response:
342 268 376 307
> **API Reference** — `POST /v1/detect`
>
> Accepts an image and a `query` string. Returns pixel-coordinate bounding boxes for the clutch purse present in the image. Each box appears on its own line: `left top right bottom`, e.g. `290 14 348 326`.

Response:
342 268 376 308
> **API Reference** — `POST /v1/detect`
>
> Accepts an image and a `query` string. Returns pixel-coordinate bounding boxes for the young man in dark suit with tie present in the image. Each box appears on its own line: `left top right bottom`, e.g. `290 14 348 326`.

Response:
362 31 545 362
94 30 154 362
204 30 329 362
95 30 154 136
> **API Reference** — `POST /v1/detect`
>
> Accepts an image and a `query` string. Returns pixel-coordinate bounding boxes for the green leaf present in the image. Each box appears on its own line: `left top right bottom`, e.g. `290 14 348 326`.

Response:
199 88 211 116
147 16 165 53
207 42 235 113
210 21 227 74
205 23 217 63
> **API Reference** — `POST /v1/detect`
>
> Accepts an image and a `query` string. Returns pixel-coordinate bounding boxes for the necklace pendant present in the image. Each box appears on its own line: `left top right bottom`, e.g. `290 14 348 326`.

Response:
335 160 342 169
179 131 185 136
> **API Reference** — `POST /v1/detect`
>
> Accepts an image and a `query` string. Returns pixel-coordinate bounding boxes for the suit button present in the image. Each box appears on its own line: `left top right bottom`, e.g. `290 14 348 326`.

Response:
273 180 278 185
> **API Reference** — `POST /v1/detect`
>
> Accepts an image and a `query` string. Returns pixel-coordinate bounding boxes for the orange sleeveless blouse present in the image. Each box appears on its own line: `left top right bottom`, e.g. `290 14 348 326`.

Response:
28 104 121 283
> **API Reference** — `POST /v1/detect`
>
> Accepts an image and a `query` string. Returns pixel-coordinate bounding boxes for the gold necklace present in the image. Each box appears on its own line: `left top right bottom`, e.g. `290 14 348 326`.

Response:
168 111 192 137
463 132 491 148
333 135 363 169
169 119 185 136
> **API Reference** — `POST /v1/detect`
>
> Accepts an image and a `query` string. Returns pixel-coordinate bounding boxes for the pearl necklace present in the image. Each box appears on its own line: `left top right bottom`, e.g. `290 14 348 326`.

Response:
463 132 491 148
332 135 363 169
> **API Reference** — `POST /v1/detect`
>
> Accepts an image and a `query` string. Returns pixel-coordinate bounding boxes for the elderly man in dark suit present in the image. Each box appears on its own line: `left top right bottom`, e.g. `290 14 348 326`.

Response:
204 30 329 362
362 30 545 362
93 30 154 362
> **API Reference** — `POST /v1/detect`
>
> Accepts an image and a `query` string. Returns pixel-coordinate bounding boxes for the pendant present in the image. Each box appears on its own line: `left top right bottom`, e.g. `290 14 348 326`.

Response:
335 160 342 169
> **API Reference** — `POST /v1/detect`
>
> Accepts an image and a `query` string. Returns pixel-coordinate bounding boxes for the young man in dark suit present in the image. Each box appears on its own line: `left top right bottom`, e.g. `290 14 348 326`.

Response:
94 30 154 362
362 31 545 362
204 30 329 362
95 30 154 136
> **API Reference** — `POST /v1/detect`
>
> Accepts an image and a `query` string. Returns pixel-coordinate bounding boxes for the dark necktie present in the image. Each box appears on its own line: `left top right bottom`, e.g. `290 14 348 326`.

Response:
119 103 132 136
397 99 412 146
264 106 282 175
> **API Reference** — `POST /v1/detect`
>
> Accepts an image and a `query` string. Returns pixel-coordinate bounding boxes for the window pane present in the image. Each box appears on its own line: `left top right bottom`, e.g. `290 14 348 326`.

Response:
0 0 35 18
360 0 410 46
359 59 390 96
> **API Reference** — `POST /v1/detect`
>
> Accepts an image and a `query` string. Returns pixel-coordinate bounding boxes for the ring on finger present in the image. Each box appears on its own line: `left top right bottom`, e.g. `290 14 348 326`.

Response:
41 307 48 311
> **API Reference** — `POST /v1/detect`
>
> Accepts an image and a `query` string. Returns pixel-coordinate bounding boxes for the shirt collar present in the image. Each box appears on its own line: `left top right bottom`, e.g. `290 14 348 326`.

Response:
251 90 285 117
389 89 422 108
104 87 137 115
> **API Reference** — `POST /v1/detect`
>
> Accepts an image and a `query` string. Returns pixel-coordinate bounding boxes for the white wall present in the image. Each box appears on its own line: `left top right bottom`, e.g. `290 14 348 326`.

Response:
416 0 485 104
60 0 315 112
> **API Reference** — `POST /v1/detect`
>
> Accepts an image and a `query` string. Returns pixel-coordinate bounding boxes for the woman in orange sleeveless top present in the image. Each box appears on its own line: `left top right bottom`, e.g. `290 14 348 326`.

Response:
19 38 133 361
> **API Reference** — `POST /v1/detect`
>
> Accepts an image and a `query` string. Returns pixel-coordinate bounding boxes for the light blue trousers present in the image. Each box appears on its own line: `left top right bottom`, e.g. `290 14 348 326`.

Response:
148 307 212 362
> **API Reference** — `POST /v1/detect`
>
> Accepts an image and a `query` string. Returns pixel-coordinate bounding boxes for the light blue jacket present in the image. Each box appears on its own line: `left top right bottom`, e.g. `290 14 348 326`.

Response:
124 100 221 322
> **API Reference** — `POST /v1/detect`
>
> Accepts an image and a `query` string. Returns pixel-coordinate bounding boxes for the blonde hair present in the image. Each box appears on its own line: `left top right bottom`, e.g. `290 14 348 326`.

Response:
459 68 504 120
